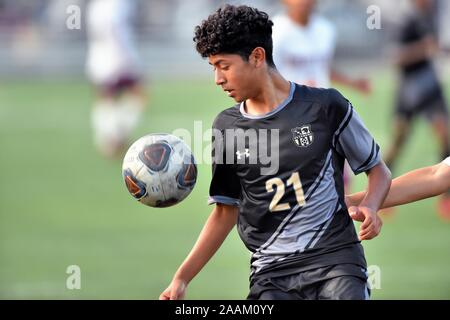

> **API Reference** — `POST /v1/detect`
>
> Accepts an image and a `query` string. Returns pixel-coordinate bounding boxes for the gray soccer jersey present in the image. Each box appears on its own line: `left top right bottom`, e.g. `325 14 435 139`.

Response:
209 83 381 280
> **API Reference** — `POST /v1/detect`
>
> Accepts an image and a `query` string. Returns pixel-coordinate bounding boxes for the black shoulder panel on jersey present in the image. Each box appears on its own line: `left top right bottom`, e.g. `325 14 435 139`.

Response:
212 104 241 130
324 88 352 135
291 84 329 104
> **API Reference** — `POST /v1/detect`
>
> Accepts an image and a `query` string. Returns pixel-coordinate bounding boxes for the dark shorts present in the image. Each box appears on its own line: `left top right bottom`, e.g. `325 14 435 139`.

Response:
396 68 448 121
247 264 370 300
99 74 141 97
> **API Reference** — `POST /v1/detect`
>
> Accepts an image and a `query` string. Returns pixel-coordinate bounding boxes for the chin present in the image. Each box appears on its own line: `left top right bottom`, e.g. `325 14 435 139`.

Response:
232 94 245 103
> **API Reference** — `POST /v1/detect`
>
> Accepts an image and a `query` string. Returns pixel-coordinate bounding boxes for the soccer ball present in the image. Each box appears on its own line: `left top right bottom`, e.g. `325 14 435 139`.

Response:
122 133 197 208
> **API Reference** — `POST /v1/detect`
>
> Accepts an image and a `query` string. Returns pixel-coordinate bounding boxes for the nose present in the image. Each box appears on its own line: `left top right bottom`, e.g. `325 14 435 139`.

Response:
215 69 225 86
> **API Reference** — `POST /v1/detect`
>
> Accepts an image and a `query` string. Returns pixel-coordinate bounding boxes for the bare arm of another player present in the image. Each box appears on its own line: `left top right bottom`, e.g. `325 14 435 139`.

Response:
347 161 391 241
330 69 371 95
347 162 450 209
159 204 238 300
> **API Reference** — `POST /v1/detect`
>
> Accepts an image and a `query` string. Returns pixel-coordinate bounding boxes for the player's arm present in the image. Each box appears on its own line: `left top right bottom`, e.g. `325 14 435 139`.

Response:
326 89 391 240
394 35 438 67
347 161 391 241
330 68 371 95
159 203 238 300
347 162 450 209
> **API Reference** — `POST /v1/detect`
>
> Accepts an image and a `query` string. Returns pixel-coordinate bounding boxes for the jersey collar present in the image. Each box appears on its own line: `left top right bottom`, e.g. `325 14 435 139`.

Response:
239 82 296 119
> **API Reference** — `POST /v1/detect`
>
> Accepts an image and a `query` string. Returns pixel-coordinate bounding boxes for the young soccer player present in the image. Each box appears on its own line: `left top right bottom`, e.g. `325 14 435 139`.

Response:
346 157 450 217
160 5 391 300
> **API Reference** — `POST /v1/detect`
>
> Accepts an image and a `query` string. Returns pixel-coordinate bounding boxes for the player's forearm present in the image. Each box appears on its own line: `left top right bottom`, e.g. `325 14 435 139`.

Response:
173 204 238 284
346 191 365 208
349 164 449 209
380 164 449 208
330 69 355 88
395 37 437 66
359 162 391 211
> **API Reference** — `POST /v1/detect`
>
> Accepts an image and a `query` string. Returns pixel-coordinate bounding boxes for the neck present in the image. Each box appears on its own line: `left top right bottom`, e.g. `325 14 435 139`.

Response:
244 69 291 116
288 12 310 26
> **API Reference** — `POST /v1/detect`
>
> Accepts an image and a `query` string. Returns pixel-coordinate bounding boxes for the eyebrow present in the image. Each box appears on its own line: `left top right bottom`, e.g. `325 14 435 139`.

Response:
209 59 227 66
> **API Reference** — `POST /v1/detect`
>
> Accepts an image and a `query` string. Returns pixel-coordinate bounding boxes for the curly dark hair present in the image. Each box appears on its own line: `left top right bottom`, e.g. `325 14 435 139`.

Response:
193 5 275 67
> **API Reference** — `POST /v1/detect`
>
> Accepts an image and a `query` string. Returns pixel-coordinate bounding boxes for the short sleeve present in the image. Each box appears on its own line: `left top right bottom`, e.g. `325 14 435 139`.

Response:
443 157 450 167
208 118 241 206
397 19 414 44
397 15 434 44
327 89 381 175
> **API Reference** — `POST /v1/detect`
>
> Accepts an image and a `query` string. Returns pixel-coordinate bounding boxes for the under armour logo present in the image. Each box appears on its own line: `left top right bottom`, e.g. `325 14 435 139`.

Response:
236 149 250 160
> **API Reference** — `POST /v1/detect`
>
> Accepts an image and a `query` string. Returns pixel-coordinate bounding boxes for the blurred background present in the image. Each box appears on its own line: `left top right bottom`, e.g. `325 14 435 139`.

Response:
0 0 449 299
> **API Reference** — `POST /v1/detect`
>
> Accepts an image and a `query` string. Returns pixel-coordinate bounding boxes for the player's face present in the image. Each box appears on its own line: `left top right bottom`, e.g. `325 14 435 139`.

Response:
414 0 433 11
282 0 316 17
208 53 259 103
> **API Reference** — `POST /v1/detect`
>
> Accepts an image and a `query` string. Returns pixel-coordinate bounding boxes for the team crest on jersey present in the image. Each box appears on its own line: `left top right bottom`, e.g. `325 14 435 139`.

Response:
292 125 314 147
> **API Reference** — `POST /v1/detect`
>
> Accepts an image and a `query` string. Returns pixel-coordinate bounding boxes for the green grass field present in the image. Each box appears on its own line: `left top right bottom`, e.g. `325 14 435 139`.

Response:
1 72 449 299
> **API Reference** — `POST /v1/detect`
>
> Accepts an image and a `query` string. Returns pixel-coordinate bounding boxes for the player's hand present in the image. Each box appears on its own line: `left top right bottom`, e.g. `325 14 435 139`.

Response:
348 206 382 241
159 278 187 300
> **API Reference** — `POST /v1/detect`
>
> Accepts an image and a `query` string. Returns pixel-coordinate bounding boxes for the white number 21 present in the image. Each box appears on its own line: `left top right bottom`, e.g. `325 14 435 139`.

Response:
265 172 306 212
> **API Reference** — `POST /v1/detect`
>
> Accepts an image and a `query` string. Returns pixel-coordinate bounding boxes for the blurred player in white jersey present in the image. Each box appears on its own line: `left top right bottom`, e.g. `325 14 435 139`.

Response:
86 0 147 159
272 0 370 91
272 0 370 193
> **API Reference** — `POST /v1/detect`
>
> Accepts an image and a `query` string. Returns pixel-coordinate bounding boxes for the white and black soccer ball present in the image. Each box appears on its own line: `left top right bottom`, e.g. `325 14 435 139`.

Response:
122 133 197 208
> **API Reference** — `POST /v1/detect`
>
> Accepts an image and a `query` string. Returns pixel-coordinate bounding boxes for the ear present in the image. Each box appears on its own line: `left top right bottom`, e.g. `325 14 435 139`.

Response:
250 47 266 68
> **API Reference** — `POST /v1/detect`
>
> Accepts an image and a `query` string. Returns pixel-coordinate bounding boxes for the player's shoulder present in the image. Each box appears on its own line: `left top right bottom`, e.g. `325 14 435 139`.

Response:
311 15 335 35
272 14 290 28
296 85 350 125
312 15 334 29
271 14 291 38
212 104 241 130
294 84 343 105
399 12 423 34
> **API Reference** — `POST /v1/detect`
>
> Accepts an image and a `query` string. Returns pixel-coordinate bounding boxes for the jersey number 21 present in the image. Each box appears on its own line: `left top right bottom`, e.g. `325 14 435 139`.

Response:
266 172 306 212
